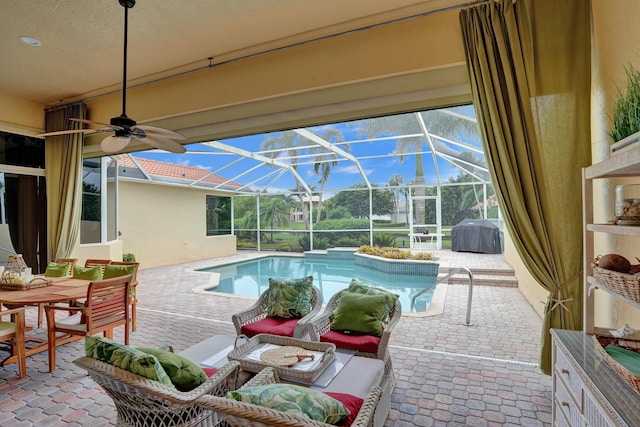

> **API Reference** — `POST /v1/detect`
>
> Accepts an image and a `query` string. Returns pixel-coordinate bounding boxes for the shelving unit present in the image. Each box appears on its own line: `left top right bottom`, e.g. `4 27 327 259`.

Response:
551 146 640 426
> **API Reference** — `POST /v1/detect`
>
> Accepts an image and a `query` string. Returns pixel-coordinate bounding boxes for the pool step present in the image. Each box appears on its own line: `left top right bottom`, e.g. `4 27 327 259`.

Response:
442 267 518 288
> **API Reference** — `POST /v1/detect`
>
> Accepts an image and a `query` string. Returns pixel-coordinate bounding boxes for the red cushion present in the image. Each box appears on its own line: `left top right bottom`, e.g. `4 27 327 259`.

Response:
240 317 299 337
325 392 364 427
201 367 218 377
320 330 381 354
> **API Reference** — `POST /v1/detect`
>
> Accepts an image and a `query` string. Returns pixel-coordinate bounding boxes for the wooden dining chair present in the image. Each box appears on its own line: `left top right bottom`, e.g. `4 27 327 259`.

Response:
108 261 140 332
44 275 132 372
0 306 27 377
83 259 112 275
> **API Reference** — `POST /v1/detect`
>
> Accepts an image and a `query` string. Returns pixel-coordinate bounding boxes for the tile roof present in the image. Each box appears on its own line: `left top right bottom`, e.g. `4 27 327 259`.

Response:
116 155 242 189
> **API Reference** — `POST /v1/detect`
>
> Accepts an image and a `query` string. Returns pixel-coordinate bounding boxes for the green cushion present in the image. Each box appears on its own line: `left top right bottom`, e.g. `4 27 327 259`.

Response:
137 347 208 392
44 262 70 277
347 279 399 321
330 291 387 337
73 265 103 280
266 276 313 319
227 384 349 424
84 336 174 388
103 264 137 280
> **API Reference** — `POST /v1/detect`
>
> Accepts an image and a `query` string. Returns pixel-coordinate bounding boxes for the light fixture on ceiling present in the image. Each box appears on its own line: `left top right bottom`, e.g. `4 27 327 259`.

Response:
37 0 187 154
19 36 41 47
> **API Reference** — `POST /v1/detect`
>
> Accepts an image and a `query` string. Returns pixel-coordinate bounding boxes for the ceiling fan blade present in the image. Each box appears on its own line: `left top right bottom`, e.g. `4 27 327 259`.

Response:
136 125 187 140
37 128 104 137
101 135 131 153
142 135 187 153
70 118 111 127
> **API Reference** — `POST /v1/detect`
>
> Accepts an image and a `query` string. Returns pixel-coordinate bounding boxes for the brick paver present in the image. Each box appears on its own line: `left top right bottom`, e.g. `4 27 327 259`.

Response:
0 250 552 426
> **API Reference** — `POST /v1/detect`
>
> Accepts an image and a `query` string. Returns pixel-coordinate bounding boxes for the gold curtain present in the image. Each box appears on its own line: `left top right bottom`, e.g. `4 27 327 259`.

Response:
459 0 591 374
44 103 86 260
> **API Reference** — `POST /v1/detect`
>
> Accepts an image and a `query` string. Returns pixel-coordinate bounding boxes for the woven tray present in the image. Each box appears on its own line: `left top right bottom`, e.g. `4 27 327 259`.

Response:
593 335 640 394
592 267 640 303
227 334 335 383
0 277 52 291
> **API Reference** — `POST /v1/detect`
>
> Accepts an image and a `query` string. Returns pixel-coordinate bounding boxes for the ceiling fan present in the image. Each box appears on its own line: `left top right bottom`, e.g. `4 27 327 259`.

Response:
38 0 187 154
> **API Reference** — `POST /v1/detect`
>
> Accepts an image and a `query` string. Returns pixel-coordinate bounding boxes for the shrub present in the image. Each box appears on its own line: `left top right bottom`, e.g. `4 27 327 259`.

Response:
357 245 433 261
123 253 136 262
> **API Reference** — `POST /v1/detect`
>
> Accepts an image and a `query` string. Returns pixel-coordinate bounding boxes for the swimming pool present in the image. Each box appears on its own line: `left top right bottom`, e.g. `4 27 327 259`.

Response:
198 255 438 313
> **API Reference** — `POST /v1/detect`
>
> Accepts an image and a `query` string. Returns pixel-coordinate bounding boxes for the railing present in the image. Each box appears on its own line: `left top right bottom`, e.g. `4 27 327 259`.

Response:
411 266 474 326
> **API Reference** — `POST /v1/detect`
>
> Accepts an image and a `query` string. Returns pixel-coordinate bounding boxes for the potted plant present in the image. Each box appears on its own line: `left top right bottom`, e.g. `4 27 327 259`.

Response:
610 65 640 155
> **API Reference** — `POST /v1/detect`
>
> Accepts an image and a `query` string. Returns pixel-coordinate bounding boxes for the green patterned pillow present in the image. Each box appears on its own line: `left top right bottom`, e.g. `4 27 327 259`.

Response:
266 276 313 318
73 265 103 280
227 384 349 424
85 336 174 388
44 262 70 277
348 279 399 321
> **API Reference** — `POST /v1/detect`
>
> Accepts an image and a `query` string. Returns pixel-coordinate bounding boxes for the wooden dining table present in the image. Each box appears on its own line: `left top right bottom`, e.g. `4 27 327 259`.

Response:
0 277 91 368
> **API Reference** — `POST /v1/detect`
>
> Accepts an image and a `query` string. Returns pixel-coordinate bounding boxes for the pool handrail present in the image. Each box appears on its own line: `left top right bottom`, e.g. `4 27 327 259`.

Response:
411 266 474 326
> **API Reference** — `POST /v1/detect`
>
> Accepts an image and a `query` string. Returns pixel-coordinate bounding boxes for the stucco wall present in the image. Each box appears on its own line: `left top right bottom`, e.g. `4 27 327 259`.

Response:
113 180 236 268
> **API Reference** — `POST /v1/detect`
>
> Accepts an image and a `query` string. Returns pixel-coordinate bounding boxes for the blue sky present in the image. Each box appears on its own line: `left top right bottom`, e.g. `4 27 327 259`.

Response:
135 106 484 194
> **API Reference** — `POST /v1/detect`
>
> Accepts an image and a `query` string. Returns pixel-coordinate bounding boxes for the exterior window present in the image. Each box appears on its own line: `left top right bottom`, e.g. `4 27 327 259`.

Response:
81 159 101 243
206 195 231 236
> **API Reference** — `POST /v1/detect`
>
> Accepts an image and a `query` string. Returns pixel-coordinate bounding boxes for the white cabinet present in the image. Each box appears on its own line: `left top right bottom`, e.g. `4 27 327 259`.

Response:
551 148 640 426
552 330 640 426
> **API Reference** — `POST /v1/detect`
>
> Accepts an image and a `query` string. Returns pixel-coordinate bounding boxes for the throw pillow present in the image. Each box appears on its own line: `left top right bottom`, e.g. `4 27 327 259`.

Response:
104 263 138 280
347 279 399 321
330 291 387 337
44 262 70 277
137 347 208 392
226 384 350 424
84 336 174 388
73 265 103 280
266 276 313 318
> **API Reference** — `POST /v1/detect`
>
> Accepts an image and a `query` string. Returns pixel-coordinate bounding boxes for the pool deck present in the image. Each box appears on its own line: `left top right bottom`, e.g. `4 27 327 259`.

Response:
0 250 552 426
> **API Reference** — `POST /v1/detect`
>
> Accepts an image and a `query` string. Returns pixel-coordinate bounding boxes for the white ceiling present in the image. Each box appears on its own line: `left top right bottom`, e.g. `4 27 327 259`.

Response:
2 0 473 105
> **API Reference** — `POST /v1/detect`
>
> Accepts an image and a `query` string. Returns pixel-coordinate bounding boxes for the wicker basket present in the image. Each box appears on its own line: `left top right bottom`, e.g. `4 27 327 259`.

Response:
593 335 640 394
0 277 52 291
592 266 640 303
227 334 335 384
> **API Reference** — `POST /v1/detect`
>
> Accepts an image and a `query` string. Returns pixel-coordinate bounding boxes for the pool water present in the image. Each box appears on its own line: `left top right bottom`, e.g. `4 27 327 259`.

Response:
199 255 438 313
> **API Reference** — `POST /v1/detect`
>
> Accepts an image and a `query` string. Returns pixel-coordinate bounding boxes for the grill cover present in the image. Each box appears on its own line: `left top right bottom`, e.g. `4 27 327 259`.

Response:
451 219 501 254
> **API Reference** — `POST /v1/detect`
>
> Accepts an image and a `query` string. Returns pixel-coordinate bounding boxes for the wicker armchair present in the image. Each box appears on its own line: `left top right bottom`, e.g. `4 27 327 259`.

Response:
305 290 402 360
194 367 382 427
73 357 241 427
232 286 322 340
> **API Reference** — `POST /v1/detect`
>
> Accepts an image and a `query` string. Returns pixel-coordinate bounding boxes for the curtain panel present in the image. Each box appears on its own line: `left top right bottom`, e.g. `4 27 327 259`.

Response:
459 0 591 374
44 103 86 261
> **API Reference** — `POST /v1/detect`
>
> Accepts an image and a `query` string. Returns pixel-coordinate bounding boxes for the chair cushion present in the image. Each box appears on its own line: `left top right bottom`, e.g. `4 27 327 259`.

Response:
226 384 350 424
137 347 208 392
347 279 399 321
325 392 364 427
320 330 381 354
240 317 299 337
103 264 137 279
54 313 86 331
201 367 218 377
85 336 174 388
73 265 103 280
329 291 387 336
266 276 313 318
44 261 70 277
0 321 16 337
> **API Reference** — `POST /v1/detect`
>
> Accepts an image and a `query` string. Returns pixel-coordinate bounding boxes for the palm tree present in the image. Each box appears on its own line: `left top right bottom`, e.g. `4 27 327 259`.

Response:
360 108 481 225
261 131 310 228
387 174 403 222
309 128 347 223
